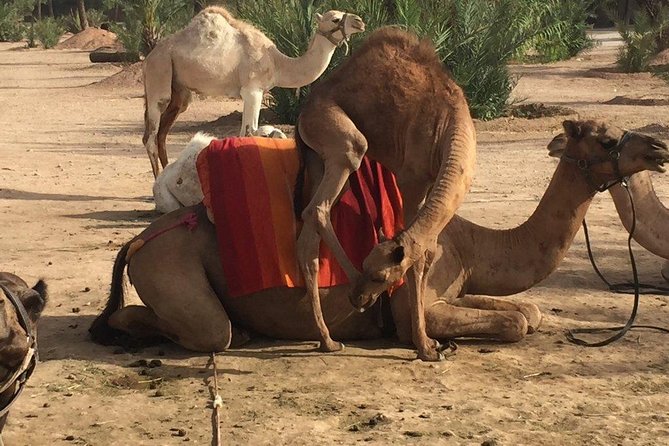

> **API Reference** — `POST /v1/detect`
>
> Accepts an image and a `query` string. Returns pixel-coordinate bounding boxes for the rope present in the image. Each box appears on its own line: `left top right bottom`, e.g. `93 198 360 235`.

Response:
566 184 669 346
210 352 222 446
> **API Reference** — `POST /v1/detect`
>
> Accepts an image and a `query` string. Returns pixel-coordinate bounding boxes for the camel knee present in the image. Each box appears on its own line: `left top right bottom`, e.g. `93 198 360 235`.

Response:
180 325 232 352
498 311 528 343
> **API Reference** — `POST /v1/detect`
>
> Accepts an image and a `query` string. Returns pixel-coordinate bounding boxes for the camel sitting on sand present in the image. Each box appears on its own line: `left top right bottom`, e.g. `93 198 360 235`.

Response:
153 126 286 213
549 133 669 283
295 27 477 361
89 120 669 354
0 272 47 439
142 6 365 177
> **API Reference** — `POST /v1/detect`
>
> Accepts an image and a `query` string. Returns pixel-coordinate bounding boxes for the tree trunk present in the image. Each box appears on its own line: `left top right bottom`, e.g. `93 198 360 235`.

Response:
47 0 53 17
77 0 89 30
36 0 41 20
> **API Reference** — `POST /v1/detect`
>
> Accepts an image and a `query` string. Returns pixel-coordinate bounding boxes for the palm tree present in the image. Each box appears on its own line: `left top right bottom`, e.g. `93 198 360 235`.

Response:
77 0 89 30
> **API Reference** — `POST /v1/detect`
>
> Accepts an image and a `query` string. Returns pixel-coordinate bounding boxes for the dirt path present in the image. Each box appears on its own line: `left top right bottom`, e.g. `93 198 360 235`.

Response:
1 31 668 445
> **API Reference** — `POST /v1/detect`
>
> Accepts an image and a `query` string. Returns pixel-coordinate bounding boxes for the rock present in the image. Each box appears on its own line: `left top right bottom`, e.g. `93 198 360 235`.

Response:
170 428 187 437
65 435 75 441
148 359 162 368
153 389 165 397
482 440 500 446
128 359 149 368
404 431 423 437
71 307 80 313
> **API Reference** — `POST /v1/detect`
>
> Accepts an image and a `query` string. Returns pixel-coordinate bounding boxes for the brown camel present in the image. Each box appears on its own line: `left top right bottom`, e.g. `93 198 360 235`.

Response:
143 7 364 177
549 133 669 283
295 27 477 361
89 120 669 354
0 272 47 439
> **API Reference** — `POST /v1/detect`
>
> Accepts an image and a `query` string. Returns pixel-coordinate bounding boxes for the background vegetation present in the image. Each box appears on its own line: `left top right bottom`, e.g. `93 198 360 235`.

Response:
0 0 602 120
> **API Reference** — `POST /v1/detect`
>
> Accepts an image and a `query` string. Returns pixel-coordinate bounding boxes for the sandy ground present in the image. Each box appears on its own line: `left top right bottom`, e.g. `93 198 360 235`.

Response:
1 30 669 445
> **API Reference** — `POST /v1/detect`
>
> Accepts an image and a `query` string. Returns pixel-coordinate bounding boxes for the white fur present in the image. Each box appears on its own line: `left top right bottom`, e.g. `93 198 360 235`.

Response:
153 126 288 213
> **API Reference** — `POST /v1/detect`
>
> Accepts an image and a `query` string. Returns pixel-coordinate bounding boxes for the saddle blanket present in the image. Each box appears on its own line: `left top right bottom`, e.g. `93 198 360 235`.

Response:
196 136 403 297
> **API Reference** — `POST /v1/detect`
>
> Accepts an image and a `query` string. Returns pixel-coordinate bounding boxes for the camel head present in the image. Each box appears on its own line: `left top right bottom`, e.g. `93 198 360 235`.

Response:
547 120 669 185
314 10 365 47
349 232 414 312
0 274 46 380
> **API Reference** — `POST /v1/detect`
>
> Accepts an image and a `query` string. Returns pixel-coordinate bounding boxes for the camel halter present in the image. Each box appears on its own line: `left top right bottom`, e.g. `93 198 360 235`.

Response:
560 131 669 346
0 284 38 420
317 13 352 54
560 130 633 193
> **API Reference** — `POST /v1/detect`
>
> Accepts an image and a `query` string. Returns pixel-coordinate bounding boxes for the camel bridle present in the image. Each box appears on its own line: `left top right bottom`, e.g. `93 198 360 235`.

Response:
561 130 633 193
317 13 352 48
0 283 38 419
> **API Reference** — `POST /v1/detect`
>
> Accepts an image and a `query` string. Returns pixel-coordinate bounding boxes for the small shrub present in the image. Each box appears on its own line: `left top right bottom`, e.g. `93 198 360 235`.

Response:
0 0 33 42
65 8 109 33
617 7 661 72
34 17 65 49
525 0 595 63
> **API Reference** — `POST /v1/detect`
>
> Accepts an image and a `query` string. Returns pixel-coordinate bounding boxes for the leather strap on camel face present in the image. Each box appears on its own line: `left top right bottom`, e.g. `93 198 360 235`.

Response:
561 130 634 192
0 283 38 419
317 13 350 47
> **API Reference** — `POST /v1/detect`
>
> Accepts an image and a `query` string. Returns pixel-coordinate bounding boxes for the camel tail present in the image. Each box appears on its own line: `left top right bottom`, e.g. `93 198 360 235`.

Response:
89 240 131 345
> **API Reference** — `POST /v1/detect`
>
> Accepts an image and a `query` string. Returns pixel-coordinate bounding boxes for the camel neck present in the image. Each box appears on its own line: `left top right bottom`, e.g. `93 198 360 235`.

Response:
399 119 477 253
272 34 336 88
456 159 598 296
609 171 669 259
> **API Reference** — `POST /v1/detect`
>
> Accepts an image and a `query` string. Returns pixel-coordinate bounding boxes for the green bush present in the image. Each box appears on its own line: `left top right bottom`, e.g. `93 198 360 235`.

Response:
238 0 552 122
0 0 33 42
109 0 193 60
34 17 65 48
525 0 595 63
65 8 109 33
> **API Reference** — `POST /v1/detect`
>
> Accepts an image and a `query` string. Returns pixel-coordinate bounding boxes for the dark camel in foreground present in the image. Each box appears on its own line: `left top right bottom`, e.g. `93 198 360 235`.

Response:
549 133 669 283
89 121 669 353
0 272 47 439
296 27 477 360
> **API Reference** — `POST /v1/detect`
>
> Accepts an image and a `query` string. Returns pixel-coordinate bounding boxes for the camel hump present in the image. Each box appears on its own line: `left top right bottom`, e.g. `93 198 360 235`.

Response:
356 26 440 66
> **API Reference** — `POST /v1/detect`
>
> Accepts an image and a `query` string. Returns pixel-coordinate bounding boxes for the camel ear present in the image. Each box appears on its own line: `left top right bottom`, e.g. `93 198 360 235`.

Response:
314 13 323 22
377 227 387 242
391 246 404 264
563 120 583 139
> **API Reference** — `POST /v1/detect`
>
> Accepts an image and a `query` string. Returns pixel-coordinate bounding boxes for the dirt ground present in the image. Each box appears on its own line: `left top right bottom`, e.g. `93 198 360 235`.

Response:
1 30 669 445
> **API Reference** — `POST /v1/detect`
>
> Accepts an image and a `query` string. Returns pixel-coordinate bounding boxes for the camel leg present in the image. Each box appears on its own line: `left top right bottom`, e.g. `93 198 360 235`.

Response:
407 248 444 361
143 54 174 178
240 87 263 136
297 110 367 352
424 300 529 342
156 87 192 169
127 269 233 352
453 296 543 334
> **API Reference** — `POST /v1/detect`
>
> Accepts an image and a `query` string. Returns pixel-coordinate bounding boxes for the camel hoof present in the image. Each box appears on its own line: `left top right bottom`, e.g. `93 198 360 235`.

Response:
318 340 344 353
416 347 444 362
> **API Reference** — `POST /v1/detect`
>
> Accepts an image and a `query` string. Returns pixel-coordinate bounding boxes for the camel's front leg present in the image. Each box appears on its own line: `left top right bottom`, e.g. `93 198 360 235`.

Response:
240 87 263 136
298 163 360 352
408 247 444 361
453 295 542 334
424 300 529 342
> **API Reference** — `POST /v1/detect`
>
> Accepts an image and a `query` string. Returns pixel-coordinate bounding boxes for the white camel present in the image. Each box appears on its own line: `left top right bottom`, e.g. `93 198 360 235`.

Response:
142 6 365 177
153 126 287 213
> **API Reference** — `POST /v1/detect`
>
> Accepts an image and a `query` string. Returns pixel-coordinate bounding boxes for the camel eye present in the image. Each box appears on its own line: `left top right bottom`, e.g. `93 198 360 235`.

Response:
600 139 617 150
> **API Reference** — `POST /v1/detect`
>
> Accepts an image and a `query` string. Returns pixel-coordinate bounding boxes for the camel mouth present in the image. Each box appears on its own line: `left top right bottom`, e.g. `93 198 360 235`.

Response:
351 21 365 32
645 149 669 173
547 148 564 159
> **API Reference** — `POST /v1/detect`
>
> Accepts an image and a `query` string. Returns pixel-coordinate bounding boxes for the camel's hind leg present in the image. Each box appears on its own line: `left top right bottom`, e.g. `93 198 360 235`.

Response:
296 106 366 352
143 52 173 178
453 296 542 334
424 300 529 343
121 268 234 352
156 86 192 169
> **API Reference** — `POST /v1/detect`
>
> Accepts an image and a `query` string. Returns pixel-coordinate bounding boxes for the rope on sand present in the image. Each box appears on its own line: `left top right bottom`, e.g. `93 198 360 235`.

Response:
210 352 223 446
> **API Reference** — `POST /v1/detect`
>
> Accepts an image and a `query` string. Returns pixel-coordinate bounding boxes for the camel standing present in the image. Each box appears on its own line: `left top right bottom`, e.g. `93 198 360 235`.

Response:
89 121 669 352
295 27 477 360
142 7 364 177
549 134 669 282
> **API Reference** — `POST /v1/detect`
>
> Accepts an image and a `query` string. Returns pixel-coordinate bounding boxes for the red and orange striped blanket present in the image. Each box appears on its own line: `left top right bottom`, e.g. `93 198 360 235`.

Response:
196 136 403 297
